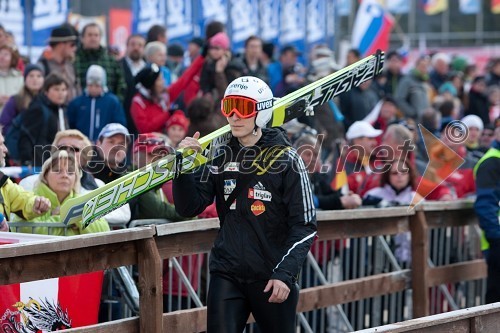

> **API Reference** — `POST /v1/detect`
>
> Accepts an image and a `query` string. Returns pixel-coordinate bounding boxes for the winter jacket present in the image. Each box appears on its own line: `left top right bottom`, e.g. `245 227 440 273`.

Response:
310 172 344 210
232 56 269 84
18 94 67 166
0 177 40 221
474 141 500 242
75 46 127 101
364 184 416 206
15 182 110 235
130 93 170 133
0 90 38 135
173 128 317 288
67 91 127 142
395 70 430 120
130 187 187 222
466 89 491 126
37 57 81 101
339 86 379 129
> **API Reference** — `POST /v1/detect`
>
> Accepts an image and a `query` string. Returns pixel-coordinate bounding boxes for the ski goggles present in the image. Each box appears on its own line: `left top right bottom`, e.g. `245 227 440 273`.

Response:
221 96 258 119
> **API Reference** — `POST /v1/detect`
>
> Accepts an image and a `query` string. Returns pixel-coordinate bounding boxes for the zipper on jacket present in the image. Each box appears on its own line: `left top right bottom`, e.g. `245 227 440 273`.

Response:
90 98 96 140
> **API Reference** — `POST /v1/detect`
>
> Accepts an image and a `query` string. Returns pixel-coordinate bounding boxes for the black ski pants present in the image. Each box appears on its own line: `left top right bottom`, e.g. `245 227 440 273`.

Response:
207 273 299 333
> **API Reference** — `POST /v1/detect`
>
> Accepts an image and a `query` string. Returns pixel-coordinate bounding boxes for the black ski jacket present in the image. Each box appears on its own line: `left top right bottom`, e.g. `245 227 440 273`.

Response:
173 128 317 287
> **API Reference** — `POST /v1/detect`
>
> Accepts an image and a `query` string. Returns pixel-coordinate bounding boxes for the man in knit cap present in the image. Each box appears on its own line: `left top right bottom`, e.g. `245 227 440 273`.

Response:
67 65 126 142
38 23 80 101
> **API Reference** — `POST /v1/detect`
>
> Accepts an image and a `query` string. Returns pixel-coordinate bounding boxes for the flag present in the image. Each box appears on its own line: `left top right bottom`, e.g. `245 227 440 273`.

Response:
0 233 103 330
351 0 394 57
492 0 500 13
109 9 132 58
421 0 448 15
459 0 479 14
132 0 166 35
259 0 280 44
167 0 194 47
228 0 259 52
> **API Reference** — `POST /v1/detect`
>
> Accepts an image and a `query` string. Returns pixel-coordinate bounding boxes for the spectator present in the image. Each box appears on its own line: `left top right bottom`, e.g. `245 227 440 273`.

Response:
0 131 51 230
166 43 184 79
429 52 451 92
487 85 500 124
0 24 24 72
119 34 146 135
199 32 234 100
339 80 379 129
295 132 361 210
16 150 109 235
186 37 203 66
363 159 421 207
19 129 131 226
86 123 130 183
395 55 431 120
363 159 422 263
365 96 401 135
480 124 496 152
165 110 189 148
68 65 126 142
18 73 68 166
146 24 167 45
186 96 225 137
268 45 305 97
261 42 275 67
233 35 268 83
461 114 484 153
473 127 500 303
346 48 361 66
75 23 126 101
145 41 174 87
339 121 382 197
1 64 44 136
0 44 23 112
485 58 500 87
131 64 170 133
379 50 404 97
466 76 490 125
37 24 80 101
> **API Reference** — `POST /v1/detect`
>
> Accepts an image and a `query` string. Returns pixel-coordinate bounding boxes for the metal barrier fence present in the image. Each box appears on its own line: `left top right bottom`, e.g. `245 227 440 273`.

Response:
0 201 488 332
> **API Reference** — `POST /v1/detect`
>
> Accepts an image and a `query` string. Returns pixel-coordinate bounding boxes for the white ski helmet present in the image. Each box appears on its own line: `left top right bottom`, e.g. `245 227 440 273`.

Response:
223 76 274 128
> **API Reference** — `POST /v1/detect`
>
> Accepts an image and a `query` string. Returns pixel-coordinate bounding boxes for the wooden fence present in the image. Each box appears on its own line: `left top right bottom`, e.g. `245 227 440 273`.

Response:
0 200 493 332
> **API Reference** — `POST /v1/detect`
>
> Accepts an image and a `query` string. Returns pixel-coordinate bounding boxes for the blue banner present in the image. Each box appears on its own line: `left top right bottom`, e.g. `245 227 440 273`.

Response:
307 0 326 46
31 0 68 47
132 0 166 35
259 0 280 45
279 0 306 59
167 0 194 47
1 0 25 46
228 0 259 52
197 0 228 37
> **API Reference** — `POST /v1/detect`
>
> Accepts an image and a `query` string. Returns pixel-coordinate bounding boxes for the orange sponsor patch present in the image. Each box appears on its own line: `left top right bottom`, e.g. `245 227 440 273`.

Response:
250 200 266 216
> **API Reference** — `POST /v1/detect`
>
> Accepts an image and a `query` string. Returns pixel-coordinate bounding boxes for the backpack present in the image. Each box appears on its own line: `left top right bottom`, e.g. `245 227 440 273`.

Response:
5 107 49 161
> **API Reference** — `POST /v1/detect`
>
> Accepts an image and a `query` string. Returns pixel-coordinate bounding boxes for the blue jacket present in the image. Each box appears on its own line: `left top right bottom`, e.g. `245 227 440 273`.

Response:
474 140 500 242
67 91 127 142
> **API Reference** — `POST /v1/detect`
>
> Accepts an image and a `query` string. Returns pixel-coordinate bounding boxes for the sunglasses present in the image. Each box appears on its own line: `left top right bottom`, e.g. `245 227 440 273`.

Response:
221 96 257 119
58 145 81 152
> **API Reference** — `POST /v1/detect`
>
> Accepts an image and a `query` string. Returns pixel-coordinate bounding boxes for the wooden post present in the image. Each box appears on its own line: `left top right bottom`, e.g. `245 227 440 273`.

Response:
410 210 430 318
137 238 163 333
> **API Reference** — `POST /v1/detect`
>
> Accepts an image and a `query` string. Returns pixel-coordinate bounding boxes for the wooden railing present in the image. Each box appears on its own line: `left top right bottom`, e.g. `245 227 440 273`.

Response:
0 200 489 332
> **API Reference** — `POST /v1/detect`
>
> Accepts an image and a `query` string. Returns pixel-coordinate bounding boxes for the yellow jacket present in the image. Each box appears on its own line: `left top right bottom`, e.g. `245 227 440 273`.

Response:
0 178 40 221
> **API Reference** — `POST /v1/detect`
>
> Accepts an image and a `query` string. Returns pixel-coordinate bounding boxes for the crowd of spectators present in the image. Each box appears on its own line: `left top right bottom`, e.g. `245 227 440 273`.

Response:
0 18 499 318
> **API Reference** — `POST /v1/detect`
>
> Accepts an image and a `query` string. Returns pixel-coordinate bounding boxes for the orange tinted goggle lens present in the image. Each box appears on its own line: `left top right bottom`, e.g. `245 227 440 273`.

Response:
221 97 257 118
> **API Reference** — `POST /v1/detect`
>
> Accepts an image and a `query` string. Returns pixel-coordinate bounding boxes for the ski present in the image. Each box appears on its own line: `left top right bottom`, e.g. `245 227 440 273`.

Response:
60 50 385 228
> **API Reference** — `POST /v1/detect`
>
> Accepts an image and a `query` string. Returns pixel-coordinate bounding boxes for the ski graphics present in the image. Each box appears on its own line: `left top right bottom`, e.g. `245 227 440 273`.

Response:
60 51 384 228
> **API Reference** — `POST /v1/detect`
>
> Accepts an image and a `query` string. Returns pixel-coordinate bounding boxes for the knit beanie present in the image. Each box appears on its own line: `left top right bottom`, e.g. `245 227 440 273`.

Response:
23 64 44 79
209 32 230 50
86 65 108 92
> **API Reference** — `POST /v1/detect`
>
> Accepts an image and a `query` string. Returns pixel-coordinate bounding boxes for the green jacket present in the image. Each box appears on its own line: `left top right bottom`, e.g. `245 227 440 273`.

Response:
75 46 126 102
15 183 110 236
131 188 190 222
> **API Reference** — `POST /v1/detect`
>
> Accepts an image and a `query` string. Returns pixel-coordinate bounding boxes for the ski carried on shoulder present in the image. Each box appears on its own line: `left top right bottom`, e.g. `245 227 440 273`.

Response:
60 50 385 228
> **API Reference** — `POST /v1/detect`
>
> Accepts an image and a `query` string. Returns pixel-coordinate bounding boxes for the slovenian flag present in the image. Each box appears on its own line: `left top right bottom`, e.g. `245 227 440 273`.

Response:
422 0 448 15
351 0 395 57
